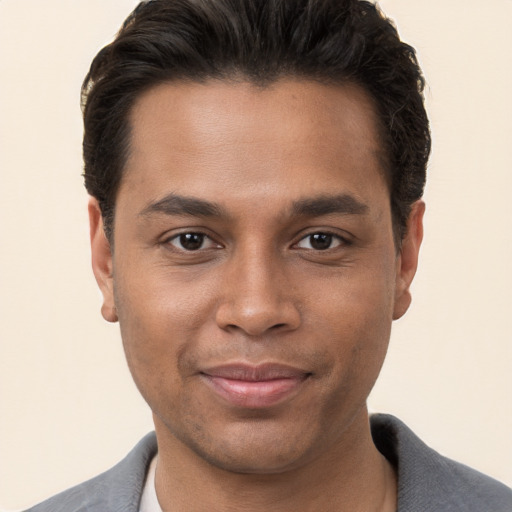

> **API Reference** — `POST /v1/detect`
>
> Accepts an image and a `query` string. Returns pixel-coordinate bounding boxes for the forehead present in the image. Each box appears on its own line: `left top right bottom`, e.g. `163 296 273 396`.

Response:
121 79 388 210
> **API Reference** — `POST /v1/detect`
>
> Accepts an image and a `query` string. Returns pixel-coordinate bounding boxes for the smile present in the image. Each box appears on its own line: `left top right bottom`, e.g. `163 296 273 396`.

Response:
200 363 311 408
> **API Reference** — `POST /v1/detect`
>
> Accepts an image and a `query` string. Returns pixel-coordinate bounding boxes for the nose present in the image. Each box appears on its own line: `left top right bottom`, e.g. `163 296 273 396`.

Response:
215 247 301 336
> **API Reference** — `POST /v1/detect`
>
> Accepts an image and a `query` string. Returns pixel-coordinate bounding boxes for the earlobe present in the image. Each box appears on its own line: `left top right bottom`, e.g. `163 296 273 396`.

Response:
88 197 118 323
393 200 425 320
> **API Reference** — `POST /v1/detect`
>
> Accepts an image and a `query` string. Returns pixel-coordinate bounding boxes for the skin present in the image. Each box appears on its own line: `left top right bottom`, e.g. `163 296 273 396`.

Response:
90 79 424 511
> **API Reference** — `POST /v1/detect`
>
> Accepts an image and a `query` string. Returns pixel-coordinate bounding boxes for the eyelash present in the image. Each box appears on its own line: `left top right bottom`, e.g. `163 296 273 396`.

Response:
163 231 350 252
294 232 349 251
165 232 219 252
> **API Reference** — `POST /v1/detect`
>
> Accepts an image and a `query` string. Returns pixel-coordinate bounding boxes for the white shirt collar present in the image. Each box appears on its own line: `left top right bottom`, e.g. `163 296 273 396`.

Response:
139 455 162 512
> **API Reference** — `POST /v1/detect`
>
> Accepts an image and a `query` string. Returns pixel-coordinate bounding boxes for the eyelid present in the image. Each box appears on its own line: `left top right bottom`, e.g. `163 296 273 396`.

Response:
293 229 352 248
159 227 352 252
162 230 222 251
296 234 339 250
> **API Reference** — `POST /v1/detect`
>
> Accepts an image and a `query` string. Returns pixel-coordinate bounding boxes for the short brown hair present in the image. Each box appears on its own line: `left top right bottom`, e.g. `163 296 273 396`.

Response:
82 0 430 242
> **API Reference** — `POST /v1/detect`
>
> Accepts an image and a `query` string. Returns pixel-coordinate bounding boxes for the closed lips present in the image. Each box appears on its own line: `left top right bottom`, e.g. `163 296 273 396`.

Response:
200 363 311 408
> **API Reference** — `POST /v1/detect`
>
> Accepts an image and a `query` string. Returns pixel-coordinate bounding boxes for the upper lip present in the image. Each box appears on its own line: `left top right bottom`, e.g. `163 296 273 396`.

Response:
201 363 310 381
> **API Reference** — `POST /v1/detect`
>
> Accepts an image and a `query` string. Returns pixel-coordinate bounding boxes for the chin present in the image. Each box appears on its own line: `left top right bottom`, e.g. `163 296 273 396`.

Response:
175 416 322 475
192 443 311 475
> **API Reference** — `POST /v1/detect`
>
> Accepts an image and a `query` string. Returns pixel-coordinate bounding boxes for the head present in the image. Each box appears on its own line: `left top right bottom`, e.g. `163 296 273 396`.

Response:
82 0 430 245
85 0 429 476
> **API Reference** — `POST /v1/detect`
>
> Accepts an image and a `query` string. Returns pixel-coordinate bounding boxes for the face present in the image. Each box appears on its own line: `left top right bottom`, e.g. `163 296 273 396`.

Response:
90 79 423 474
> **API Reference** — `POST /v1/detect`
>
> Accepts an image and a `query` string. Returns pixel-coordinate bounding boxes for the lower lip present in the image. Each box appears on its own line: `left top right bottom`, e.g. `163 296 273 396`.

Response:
202 375 307 408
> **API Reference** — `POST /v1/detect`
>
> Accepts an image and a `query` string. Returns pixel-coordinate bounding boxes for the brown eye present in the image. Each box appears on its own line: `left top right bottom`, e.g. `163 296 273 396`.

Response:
310 233 333 250
169 233 212 251
296 233 342 251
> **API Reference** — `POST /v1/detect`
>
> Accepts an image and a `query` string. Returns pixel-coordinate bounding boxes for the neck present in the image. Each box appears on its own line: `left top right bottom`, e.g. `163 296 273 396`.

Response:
153 409 397 512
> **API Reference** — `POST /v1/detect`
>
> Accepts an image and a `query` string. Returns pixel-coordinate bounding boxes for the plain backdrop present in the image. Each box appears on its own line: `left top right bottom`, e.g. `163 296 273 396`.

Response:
1 0 511 510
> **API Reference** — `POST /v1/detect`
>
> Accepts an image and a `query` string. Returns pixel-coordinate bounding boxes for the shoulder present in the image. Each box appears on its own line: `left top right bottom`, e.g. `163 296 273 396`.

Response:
25 432 157 512
370 414 512 512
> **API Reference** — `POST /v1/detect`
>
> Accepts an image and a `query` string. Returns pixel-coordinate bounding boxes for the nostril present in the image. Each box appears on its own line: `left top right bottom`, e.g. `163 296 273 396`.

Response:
215 300 301 336
224 322 286 332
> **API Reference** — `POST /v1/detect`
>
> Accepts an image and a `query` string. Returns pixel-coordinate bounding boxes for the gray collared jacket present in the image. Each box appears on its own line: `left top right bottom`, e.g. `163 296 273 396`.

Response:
26 414 512 512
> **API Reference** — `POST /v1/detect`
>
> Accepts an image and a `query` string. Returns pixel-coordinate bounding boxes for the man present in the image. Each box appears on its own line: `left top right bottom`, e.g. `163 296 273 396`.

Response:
26 0 512 511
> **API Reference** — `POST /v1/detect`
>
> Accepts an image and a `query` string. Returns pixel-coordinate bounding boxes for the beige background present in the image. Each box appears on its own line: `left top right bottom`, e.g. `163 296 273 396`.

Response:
1 0 511 510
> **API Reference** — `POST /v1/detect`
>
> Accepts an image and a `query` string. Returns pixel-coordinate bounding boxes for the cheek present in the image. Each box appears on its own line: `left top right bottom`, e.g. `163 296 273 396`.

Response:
312 261 395 386
113 265 219 385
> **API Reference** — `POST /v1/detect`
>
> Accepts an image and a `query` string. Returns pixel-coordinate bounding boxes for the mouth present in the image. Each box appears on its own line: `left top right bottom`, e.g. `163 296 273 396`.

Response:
200 363 311 408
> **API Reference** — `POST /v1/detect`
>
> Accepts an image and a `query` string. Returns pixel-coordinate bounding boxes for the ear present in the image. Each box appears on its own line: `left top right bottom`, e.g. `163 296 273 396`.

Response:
89 197 118 323
393 200 425 320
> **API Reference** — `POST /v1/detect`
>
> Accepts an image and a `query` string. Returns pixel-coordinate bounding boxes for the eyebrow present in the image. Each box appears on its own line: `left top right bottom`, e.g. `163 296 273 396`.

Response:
139 194 225 218
139 192 368 220
291 194 369 217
